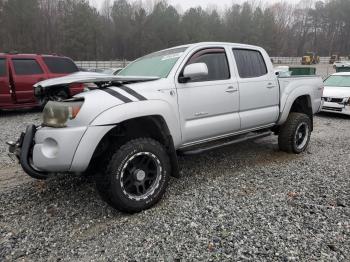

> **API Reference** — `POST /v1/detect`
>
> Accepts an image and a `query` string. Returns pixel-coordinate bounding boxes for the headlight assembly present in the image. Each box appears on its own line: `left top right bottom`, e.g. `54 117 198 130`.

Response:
43 98 84 128
346 98 350 106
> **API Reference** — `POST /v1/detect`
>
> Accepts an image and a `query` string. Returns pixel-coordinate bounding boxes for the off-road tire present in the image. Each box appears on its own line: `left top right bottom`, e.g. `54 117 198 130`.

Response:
278 113 311 154
95 138 171 213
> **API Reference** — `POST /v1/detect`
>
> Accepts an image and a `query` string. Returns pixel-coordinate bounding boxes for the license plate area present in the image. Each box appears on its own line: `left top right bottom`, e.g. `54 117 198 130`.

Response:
7 132 25 156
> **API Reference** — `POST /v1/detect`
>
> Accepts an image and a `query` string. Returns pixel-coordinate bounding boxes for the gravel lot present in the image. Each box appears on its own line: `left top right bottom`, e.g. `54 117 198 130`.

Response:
0 109 349 261
0 110 41 167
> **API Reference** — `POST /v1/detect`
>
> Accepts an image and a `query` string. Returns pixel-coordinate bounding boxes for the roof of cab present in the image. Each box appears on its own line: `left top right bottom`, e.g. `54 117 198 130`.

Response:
164 42 263 51
181 42 263 51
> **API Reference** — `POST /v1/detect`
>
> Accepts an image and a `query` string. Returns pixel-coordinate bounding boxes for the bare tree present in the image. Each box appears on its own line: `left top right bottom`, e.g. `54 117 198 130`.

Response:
0 0 350 59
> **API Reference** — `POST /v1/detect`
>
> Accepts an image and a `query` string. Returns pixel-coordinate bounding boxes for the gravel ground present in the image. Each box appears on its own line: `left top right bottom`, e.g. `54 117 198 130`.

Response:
0 110 349 261
0 109 41 167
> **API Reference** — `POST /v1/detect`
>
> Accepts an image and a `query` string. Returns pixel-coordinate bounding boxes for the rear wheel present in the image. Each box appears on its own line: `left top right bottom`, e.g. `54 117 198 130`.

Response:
278 113 311 154
95 138 171 213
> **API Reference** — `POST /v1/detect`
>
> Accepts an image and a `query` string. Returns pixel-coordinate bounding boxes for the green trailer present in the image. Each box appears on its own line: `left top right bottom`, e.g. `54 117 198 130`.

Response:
289 67 316 76
335 67 350 73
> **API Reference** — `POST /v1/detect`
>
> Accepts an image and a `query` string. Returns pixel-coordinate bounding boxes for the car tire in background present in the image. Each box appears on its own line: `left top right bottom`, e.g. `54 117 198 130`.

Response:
278 113 311 154
95 138 171 213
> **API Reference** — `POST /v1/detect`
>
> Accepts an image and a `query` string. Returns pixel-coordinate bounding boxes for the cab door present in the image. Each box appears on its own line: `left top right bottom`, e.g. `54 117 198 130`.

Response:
9 57 47 103
176 47 240 145
0 57 13 105
231 48 279 130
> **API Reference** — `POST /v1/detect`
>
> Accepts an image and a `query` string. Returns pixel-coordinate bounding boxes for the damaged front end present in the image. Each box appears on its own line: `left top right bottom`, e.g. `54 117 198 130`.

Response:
7 125 49 180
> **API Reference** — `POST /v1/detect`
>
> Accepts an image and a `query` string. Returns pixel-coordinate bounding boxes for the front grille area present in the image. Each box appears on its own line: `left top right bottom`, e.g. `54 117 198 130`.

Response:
330 98 344 103
322 106 342 112
323 97 344 103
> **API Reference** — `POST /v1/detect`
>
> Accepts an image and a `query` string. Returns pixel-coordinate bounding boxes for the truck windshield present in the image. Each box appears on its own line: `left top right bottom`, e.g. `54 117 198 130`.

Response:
118 47 188 78
324 75 350 87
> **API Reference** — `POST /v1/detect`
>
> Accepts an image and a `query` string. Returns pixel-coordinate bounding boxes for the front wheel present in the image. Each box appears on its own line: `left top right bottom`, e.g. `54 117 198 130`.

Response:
95 138 171 213
278 113 311 154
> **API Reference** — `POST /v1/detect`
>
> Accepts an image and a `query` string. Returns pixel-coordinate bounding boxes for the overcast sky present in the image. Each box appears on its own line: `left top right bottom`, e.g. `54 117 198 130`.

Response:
90 0 301 12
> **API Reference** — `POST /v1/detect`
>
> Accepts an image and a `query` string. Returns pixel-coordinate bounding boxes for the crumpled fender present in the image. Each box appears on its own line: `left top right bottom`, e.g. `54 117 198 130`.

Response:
90 99 182 147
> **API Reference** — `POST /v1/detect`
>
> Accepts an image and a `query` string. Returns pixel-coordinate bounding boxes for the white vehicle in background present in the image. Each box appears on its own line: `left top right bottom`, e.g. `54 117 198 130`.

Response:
333 61 350 69
87 68 123 75
321 73 350 115
101 67 123 75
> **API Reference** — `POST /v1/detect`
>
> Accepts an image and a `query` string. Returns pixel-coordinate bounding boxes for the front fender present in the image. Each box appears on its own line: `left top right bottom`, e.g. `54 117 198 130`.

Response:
90 99 182 147
70 125 115 172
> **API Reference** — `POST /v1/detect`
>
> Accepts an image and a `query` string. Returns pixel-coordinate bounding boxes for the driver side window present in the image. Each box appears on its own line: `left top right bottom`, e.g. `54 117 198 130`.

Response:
184 48 230 83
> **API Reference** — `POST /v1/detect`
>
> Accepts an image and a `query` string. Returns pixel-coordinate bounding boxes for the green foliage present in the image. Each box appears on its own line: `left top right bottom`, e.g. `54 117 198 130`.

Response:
61 0 101 59
0 0 350 59
2 0 41 52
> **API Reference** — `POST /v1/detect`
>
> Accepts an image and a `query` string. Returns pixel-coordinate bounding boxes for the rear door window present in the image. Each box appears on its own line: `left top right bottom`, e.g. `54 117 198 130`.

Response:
0 58 6 76
232 49 267 78
43 57 78 74
12 59 44 75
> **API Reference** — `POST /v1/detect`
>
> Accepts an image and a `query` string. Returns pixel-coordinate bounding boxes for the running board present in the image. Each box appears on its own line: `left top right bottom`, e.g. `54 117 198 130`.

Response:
179 131 272 156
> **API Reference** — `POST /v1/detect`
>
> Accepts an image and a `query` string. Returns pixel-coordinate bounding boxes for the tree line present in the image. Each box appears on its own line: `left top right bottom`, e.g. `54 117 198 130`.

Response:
0 0 349 61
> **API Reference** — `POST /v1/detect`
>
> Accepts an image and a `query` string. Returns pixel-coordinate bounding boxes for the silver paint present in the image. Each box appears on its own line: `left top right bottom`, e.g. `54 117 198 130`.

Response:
26 42 323 173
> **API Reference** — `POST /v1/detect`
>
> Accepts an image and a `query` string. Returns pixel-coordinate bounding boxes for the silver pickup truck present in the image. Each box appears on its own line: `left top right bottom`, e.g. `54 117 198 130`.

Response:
8 42 324 213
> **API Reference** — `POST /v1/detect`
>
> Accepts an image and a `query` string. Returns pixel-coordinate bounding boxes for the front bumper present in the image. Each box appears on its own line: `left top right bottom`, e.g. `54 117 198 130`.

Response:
7 125 49 180
32 126 86 172
8 124 115 179
321 102 350 116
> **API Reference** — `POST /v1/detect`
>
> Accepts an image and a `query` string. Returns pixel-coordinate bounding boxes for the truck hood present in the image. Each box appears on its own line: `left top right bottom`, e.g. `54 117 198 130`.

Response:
62 76 171 127
323 86 350 98
34 71 160 88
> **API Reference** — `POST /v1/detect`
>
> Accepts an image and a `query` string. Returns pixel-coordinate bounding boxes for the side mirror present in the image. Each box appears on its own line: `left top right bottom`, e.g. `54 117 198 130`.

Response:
179 63 208 83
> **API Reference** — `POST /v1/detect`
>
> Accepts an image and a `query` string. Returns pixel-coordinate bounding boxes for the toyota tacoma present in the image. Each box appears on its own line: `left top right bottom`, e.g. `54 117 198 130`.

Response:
8 42 324 213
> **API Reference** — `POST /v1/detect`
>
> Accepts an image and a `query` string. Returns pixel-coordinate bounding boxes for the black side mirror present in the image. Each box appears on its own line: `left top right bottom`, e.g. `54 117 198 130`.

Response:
178 76 191 83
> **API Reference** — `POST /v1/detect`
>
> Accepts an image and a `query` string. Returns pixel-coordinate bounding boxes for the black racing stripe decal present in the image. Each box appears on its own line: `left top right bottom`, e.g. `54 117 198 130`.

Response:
101 88 133 103
117 85 147 101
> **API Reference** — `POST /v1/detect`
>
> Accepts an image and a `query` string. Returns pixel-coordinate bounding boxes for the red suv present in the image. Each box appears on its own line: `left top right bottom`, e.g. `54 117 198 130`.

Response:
0 53 84 110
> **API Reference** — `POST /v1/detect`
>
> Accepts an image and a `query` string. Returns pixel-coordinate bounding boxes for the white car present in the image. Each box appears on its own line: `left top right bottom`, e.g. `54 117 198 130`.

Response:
321 72 350 115
101 68 123 75
333 61 350 69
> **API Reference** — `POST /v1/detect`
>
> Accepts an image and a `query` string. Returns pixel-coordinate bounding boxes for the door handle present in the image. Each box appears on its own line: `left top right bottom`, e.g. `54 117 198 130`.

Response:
266 83 275 89
194 112 208 117
226 86 238 93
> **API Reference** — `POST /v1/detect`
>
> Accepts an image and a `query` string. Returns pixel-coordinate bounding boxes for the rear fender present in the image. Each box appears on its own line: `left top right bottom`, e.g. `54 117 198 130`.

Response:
278 85 316 125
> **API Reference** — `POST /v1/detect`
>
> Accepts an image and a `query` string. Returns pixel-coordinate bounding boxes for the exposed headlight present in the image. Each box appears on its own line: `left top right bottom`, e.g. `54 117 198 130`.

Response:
346 98 350 106
43 99 84 128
